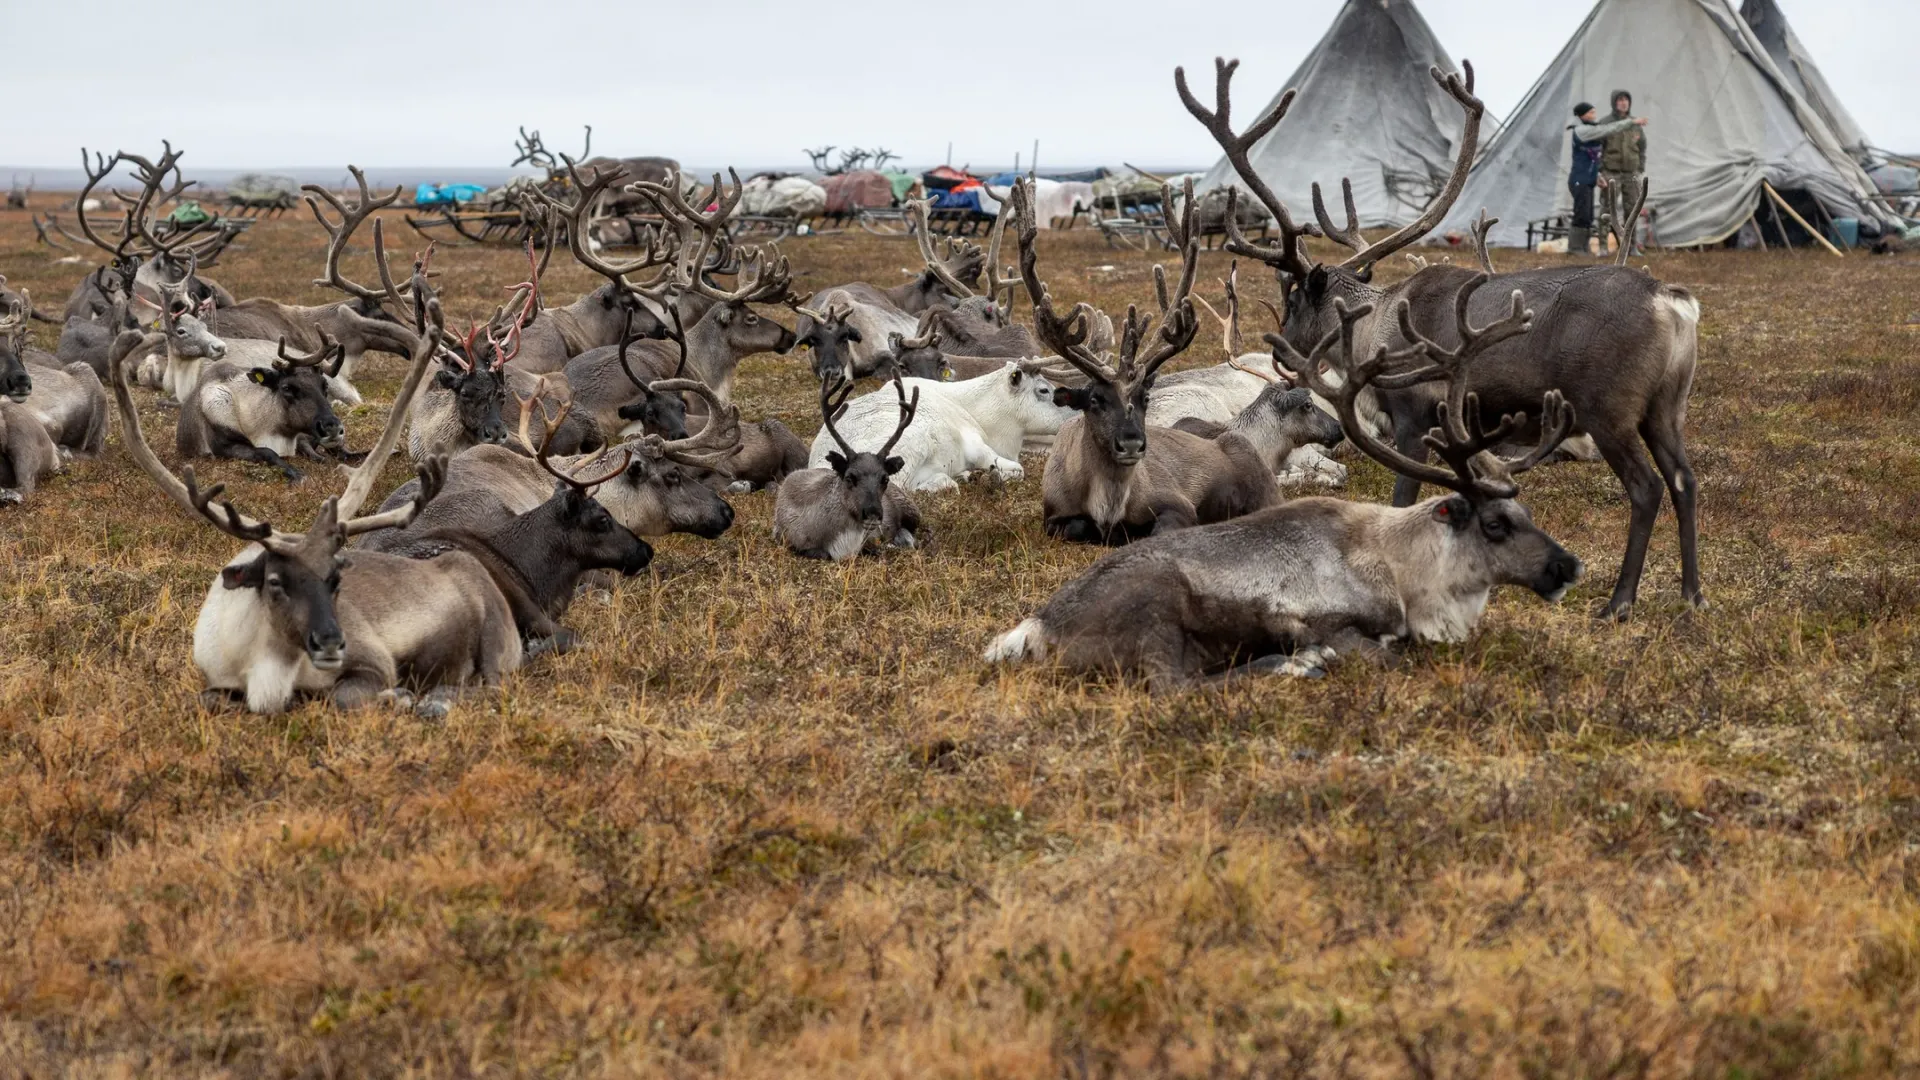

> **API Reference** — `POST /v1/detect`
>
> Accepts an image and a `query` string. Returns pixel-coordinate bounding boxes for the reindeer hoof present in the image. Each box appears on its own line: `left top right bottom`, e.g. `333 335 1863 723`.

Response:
378 688 418 712
726 481 754 494
1596 602 1633 622
414 696 453 720
0 489 23 507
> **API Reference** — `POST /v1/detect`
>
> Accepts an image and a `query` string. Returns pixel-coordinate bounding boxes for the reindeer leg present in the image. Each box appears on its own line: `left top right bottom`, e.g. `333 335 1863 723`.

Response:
1595 433 1666 619
211 432 304 482
1388 411 1432 507
1642 419 1702 607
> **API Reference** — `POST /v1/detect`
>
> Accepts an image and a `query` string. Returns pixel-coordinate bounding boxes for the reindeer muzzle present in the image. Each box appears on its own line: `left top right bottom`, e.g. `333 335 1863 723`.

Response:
618 538 655 577
305 630 347 670
1533 547 1585 602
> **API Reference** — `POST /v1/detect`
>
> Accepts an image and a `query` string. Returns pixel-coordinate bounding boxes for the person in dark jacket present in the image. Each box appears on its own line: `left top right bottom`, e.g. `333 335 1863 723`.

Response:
1598 90 1650 254
1567 102 1640 256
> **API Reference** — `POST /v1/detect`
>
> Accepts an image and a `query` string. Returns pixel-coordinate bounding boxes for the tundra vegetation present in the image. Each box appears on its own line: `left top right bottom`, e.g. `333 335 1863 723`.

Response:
1 193 1918 1076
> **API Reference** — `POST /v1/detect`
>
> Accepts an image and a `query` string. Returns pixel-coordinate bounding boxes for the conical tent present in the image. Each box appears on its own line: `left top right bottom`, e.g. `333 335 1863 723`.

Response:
1738 0 1871 160
1195 0 1466 229
1436 0 1896 248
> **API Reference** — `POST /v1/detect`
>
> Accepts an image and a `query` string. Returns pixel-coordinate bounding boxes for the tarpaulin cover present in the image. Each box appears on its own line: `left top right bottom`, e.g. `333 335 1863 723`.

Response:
883 171 918 201
1195 0 1466 229
227 173 299 205
742 175 828 217
823 171 897 213
415 184 486 207
921 166 976 193
1739 0 1871 159
1435 0 1899 247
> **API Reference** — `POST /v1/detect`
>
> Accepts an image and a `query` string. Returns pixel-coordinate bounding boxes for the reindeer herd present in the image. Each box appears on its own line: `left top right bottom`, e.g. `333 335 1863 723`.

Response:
0 56 1703 710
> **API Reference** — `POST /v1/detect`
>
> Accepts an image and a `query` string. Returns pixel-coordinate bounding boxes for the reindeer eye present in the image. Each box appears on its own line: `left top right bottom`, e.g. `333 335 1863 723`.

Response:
1483 516 1512 542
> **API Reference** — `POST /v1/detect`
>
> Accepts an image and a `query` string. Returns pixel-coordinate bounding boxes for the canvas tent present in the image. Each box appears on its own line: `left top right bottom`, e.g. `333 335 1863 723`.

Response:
1195 0 1468 229
1738 0 1870 161
1437 0 1898 248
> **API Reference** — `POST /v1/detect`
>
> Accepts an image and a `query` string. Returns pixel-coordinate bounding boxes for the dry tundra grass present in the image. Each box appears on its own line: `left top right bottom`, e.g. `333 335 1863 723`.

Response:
2 201 1919 1078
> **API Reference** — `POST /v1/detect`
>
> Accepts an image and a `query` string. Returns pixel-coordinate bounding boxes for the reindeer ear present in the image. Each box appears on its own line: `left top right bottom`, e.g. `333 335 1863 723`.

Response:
825 451 849 473
1053 387 1087 410
1009 369 1024 388
247 368 275 387
1305 265 1331 300
434 369 460 389
884 456 905 475
844 326 862 343
220 556 264 590
1433 495 1472 531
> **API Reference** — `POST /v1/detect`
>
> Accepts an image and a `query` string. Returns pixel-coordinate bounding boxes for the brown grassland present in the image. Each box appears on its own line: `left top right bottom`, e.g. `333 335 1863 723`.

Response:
2 200 1919 1078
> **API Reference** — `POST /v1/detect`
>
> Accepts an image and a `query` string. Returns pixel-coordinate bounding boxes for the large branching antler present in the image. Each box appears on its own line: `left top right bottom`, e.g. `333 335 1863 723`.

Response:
642 378 741 471
302 166 411 309
1012 178 1120 387
907 198 987 300
1174 60 1314 280
1270 276 1570 501
630 169 793 306
535 157 682 301
335 275 448 520
1310 62 1485 271
107 308 446 551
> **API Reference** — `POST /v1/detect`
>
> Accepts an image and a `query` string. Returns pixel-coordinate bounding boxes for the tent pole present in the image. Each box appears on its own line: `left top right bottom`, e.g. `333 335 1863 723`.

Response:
1763 180 1844 257
1765 192 1795 253
1749 209 1766 251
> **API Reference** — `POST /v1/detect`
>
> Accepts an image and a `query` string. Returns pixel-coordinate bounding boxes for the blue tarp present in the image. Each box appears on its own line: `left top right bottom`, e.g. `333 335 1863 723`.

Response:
415 183 487 208
930 188 986 214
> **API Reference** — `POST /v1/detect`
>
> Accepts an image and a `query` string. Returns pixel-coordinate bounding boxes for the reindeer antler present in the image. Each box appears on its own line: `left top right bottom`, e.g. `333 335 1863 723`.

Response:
878 371 920 459
643 378 740 470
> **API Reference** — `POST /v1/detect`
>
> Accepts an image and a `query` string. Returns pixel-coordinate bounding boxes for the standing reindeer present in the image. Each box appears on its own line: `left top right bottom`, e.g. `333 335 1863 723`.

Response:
986 271 1584 687
774 375 923 561
1178 57 1699 617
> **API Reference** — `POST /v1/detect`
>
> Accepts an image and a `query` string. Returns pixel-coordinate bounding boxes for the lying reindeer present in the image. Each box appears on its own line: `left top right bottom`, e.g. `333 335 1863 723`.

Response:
774 375 923 561
1006 178 1315 544
371 402 656 654
986 277 1584 688
177 335 352 481
108 275 531 717
362 379 741 548
804 359 1075 492
4 292 108 463
0 399 64 505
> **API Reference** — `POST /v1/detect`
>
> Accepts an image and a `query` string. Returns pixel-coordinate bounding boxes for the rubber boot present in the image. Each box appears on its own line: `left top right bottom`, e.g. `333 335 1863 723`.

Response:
1567 226 1590 256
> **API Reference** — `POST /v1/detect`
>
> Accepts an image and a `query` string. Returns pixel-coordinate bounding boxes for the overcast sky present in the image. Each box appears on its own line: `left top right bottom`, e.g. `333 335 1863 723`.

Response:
2 0 1909 173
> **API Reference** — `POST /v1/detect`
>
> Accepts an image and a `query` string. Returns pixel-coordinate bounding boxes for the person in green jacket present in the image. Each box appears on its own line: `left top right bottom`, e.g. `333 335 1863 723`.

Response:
1567 102 1643 256
1598 89 1650 254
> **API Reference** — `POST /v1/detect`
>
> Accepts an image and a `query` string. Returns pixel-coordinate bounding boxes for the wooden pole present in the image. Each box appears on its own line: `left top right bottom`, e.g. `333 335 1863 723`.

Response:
1762 180 1844 257
1749 209 1766 251
1765 190 1795 253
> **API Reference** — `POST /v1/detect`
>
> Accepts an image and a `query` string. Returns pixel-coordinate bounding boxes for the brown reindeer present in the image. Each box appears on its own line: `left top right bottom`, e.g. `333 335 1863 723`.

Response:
987 273 1583 688
1177 56 1698 617
1013 178 1326 544
108 270 528 717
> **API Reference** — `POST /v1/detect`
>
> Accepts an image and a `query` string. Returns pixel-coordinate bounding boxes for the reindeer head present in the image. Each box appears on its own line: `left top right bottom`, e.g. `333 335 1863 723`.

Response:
1010 176 1199 470
0 289 34 402
250 337 347 448
611 308 690 440
818 373 917 527
518 394 657 574
793 302 864 384
876 310 948 381
1275 277 1583 603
